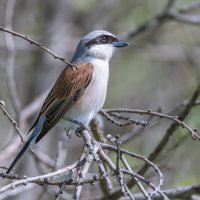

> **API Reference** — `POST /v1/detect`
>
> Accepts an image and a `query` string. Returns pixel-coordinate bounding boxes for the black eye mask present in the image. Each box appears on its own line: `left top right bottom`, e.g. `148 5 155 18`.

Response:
85 35 118 47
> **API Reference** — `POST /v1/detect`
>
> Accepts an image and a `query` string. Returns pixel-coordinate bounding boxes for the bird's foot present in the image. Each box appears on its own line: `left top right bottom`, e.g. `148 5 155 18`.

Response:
65 128 73 138
64 117 90 137
75 126 85 137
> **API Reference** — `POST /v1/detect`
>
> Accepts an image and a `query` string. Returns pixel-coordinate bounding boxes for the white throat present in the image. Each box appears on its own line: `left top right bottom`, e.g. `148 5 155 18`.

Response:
86 44 116 61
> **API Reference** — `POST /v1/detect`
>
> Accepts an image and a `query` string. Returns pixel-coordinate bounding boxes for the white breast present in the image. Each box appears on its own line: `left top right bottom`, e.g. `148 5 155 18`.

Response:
58 59 109 130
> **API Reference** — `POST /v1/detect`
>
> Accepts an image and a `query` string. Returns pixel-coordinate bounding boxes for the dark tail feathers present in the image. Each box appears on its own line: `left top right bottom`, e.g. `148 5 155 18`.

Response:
6 134 34 174
6 116 46 174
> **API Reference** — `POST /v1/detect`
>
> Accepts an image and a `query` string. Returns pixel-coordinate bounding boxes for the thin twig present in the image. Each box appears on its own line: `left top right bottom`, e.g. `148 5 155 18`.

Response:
100 110 147 127
122 169 169 200
121 155 151 200
0 172 100 187
126 82 200 194
178 1 200 13
0 162 78 193
0 27 76 69
115 136 121 176
0 100 25 142
167 10 200 25
103 108 200 140
100 143 164 191
73 130 99 200
119 98 200 144
133 184 200 200
98 149 166 200
90 117 111 195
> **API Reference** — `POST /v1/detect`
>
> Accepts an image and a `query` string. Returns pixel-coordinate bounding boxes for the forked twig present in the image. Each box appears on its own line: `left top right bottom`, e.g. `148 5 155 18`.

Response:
102 108 200 140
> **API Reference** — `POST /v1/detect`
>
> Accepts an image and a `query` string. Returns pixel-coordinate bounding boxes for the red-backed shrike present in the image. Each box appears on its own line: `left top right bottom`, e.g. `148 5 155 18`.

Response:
6 30 128 174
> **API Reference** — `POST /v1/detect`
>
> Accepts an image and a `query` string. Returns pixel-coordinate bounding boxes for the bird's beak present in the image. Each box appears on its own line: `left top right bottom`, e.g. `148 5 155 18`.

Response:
112 40 129 48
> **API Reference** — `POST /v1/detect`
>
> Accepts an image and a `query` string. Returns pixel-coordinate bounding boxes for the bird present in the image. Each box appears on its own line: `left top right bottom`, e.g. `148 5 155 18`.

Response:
6 30 128 174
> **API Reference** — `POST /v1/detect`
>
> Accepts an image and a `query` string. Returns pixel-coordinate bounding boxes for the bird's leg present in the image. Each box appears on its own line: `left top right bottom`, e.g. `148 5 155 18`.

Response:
63 117 90 137
75 126 88 137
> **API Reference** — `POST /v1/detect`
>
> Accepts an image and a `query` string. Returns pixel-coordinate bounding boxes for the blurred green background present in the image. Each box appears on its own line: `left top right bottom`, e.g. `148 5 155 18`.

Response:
0 0 200 199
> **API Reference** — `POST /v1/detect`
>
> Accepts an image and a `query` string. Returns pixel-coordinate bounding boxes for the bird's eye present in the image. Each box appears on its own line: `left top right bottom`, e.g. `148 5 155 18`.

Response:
99 35 109 43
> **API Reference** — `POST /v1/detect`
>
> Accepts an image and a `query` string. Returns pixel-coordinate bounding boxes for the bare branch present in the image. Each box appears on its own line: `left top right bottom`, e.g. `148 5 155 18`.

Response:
0 162 78 194
121 155 150 200
133 184 200 200
102 108 200 140
100 109 147 127
178 1 200 13
1 126 167 200
1 1 200 199
120 0 200 41
73 130 99 200
128 82 200 189
0 27 76 69
107 82 200 199
167 10 200 25
0 100 25 142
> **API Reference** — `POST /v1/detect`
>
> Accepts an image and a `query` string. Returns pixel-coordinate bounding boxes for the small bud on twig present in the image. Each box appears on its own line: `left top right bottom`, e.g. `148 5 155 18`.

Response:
0 100 6 107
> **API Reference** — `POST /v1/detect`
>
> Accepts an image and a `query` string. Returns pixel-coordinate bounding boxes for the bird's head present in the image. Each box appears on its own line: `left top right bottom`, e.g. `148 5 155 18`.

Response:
72 30 128 62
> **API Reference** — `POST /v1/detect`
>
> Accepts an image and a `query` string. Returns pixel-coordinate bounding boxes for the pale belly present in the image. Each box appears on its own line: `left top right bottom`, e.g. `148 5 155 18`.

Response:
57 60 109 130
